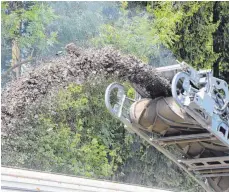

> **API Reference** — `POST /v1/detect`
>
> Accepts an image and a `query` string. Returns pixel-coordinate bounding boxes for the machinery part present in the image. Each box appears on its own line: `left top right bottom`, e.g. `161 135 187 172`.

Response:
130 97 202 134
154 133 217 145
172 67 229 147
179 156 229 171
105 83 214 192
105 64 229 192
105 82 215 192
105 82 136 133
208 177 229 192
155 64 183 82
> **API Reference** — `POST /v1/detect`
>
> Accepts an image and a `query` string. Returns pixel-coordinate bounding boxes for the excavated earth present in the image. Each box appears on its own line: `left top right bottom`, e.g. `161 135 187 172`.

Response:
1 44 172 134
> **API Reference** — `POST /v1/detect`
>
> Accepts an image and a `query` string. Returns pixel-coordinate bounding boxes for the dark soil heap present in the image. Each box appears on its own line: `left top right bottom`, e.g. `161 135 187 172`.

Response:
1 44 171 133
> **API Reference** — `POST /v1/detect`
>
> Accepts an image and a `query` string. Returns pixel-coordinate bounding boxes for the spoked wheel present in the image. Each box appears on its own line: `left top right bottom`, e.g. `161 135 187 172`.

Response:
172 72 192 107
105 82 125 116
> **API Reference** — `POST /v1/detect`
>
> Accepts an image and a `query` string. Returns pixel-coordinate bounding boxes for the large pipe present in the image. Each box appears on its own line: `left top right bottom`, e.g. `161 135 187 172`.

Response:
130 97 202 135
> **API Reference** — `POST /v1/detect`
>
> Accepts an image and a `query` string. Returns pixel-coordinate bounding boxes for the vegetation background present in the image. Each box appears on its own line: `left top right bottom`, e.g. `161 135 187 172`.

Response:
1 1 229 191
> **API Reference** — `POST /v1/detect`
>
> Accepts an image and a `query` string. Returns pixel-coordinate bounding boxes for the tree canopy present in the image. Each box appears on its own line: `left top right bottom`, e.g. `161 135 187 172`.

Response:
94 1 229 80
1 2 57 78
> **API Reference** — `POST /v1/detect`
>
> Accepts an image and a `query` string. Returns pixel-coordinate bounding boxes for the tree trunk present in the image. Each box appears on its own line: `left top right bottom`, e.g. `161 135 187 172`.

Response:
12 39 21 78
212 2 221 78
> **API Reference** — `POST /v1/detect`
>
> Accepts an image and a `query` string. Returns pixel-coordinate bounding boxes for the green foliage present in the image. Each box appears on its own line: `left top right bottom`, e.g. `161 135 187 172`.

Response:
1 2 58 53
216 2 229 81
151 2 183 48
91 2 177 66
33 122 113 177
2 77 202 190
150 1 229 79
92 10 157 63
158 2 219 69
2 79 125 178
93 2 229 72
44 2 119 56
93 16 152 63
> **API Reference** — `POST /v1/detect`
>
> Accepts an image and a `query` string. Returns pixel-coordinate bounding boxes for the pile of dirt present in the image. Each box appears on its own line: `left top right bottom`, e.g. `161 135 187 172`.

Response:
1 43 171 133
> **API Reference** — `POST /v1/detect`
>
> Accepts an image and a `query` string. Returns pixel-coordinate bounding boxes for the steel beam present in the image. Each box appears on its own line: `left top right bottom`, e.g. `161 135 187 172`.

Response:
201 173 229 178
155 133 216 145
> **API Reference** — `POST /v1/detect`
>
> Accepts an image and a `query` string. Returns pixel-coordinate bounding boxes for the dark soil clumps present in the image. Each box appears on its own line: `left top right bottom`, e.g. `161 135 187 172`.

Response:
1 44 171 133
